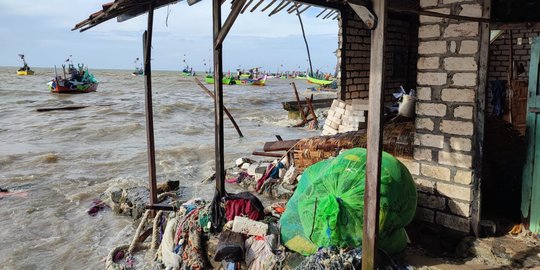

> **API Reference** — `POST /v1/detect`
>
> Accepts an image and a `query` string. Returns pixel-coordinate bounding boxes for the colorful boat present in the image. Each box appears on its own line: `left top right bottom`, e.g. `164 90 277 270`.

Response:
307 74 335 86
204 75 236 85
47 64 99 94
17 54 34 75
238 75 267 86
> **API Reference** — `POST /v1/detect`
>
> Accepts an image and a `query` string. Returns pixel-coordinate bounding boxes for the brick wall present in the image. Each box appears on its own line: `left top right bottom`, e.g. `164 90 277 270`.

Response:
339 9 418 102
412 0 485 233
487 28 540 113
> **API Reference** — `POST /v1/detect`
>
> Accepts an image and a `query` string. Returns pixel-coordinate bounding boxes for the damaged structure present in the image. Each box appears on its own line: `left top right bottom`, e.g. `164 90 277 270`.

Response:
73 0 540 268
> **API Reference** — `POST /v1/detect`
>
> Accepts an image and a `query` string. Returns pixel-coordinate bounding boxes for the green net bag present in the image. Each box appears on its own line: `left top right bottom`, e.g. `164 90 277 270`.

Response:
280 148 417 255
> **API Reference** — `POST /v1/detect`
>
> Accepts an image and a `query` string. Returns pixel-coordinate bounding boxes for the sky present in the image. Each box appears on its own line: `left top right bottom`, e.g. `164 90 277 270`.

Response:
0 0 340 72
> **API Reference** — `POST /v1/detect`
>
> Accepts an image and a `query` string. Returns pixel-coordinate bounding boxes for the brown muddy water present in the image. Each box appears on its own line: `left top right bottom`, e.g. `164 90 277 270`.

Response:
0 66 335 269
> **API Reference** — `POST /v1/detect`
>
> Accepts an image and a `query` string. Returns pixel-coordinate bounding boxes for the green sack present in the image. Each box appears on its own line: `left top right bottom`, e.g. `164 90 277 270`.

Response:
280 148 417 255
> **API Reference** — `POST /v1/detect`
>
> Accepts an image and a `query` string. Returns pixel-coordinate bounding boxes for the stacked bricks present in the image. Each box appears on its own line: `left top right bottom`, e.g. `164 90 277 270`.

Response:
322 99 368 135
412 0 484 233
340 9 419 103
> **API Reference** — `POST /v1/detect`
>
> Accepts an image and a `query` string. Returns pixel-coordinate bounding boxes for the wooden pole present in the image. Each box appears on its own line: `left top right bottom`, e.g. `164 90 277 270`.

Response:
214 0 246 49
213 0 226 198
143 1 158 209
194 77 244 137
362 0 387 269
296 11 313 76
291 82 308 122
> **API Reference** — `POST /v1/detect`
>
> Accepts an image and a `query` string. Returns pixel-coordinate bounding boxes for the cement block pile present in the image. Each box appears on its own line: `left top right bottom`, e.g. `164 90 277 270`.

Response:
322 99 369 135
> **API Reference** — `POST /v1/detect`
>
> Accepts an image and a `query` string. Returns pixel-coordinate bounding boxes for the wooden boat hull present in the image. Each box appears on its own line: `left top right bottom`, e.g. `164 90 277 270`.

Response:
17 70 34 76
204 75 235 85
48 80 98 94
307 74 334 86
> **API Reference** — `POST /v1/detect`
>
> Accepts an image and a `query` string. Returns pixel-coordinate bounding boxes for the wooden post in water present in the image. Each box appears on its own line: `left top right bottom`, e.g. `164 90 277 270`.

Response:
362 0 387 269
143 1 158 209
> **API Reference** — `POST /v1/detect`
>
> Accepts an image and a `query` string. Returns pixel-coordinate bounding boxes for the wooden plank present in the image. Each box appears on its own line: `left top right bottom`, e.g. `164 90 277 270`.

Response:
194 77 244 137
143 2 158 208
471 0 490 237
252 151 285 157
213 0 226 197
260 0 277 12
241 0 253 13
250 0 264 12
362 0 387 269
263 139 299 151
215 0 247 48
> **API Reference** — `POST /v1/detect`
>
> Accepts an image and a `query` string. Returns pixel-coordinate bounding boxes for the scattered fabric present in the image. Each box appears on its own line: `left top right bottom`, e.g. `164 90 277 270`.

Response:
225 192 264 221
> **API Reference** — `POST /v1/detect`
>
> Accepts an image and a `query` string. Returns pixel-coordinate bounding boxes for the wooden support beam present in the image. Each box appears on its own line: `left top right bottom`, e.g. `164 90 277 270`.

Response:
194 77 244 137
143 1 158 210
316 8 327 18
213 0 225 197
241 0 253 13
252 151 285 158
215 0 247 49
322 9 335 20
362 0 387 269
297 4 310 14
250 0 265 12
260 0 277 12
269 0 291 16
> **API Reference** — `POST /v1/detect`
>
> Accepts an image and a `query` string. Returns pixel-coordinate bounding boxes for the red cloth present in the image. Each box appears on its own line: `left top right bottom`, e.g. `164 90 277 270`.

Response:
225 198 264 221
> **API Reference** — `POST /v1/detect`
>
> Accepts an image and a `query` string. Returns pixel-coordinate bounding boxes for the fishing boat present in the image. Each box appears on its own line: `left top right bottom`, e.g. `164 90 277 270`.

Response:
47 63 99 94
132 57 143 76
307 74 335 87
16 54 34 75
132 67 144 76
204 75 236 85
238 75 267 86
181 67 196 76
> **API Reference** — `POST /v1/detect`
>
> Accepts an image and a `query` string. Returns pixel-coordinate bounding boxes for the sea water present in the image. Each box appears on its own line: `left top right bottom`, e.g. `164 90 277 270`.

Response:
0 67 335 268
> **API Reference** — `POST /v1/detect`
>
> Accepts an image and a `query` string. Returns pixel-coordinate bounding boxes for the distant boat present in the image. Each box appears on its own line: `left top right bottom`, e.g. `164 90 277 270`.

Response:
307 74 335 87
47 63 98 94
181 67 196 76
132 67 144 76
17 54 34 75
204 75 236 85
238 75 267 86
132 57 143 76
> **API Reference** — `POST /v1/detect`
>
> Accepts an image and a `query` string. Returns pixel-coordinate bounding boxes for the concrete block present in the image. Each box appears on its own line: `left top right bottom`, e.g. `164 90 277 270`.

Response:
419 41 447 55
460 40 479 54
437 182 472 202
417 103 447 117
414 133 444 148
232 216 268 236
414 148 433 161
444 57 478 71
441 88 475 102
418 193 446 210
440 120 474 135
418 72 447 86
452 72 477 87
419 24 440 38
450 137 472 151
436 212 470 233
417 57 440 70
416 117 434 131
454 106 474 119
439 151 473 169
421 164 451 181
454 170 473 185
415 207 435 223
444 22 479 38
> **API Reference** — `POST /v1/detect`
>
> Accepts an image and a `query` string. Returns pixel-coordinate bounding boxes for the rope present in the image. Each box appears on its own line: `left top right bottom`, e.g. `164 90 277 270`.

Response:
151 210 164 250
128 210 150 254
